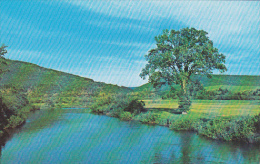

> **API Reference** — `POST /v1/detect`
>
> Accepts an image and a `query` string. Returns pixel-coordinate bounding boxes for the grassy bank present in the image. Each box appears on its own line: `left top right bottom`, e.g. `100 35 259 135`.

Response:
91 98 260 143
139 99 260 143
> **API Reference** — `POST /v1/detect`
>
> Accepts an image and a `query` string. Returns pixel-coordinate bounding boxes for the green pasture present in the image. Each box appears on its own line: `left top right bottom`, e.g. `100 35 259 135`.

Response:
143 99 260 120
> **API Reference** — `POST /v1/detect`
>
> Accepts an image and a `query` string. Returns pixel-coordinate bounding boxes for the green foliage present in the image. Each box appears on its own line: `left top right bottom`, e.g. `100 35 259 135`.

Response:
195 88 260 100
90 93 145 119
5 115 25 129
194 117 258 142
0 44 8 76
1 86 28 114
0 86 39 137
0 96 9 130
161 87 178 99
170 119 197 130
140 28 227 112
177 91 191 112
167 113 260 143
138 112 161 124
119 112 133 121
124 99 145 115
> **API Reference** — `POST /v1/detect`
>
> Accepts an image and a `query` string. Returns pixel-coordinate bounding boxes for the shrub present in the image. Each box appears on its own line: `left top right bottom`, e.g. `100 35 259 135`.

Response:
5 115 25 129
90 93 145 118
197 119 234 140
124 99 145 115
138 112 161 124
251 113 260 133
91 104 110 114
119 112 132 121
192 115 260 142
170 119 197 130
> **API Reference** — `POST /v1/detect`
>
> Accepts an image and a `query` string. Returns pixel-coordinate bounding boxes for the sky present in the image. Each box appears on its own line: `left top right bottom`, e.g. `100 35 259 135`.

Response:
1 1 260 87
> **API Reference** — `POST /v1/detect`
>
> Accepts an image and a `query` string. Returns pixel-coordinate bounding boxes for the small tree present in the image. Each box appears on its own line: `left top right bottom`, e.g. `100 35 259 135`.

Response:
0 44 8 76
140 27 227 112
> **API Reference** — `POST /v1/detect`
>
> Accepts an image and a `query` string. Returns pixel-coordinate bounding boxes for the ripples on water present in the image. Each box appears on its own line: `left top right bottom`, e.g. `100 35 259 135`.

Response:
0 109 259 164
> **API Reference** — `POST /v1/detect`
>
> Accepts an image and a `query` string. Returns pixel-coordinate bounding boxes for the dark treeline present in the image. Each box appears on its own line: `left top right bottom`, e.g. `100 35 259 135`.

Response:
0 86 39 139
160 87 260 100
195 88 260 100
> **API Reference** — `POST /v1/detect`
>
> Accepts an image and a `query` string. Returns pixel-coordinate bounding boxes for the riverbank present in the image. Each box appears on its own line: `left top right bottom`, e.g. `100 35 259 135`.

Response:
91 99 260 144
2 98 259 144
2 109 259 163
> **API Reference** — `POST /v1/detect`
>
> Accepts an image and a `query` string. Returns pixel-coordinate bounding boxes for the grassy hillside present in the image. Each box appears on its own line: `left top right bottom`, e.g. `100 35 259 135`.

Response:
0 59 132 107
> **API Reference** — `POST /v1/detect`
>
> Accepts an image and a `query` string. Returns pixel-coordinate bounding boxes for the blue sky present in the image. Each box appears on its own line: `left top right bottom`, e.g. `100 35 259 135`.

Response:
1 1 259 87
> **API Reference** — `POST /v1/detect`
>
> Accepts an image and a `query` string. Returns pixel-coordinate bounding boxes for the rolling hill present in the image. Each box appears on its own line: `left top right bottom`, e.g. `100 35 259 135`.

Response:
0 59 132 107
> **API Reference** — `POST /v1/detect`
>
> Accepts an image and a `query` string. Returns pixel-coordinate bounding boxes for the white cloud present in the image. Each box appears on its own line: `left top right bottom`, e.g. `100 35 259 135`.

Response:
64 1 259 47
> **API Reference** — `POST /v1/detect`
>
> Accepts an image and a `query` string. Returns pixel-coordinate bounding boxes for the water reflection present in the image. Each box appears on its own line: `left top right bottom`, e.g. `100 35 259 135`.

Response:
180 132 192 163
0 109 259 163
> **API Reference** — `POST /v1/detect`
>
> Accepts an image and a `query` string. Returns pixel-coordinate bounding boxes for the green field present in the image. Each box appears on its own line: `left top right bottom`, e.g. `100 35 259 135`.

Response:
143 99 260 119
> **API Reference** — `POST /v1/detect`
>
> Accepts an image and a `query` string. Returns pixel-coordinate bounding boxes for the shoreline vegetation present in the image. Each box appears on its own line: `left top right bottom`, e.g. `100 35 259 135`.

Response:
90 95 260 144
0 59 260 145
91 99 260 143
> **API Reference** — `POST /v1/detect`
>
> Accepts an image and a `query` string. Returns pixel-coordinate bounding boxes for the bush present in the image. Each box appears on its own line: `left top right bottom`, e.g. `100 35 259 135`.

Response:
119 112 132 121
193 115 260 143
5 115 25 129
195 118 234 140
138 112 161 124
170 119 197 130
124 99 145 115
252 113 260 133
90 93 145 118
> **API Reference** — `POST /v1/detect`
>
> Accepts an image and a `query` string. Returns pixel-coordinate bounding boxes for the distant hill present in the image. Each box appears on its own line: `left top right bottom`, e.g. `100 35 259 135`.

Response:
0 59 132 106
134 74 260 94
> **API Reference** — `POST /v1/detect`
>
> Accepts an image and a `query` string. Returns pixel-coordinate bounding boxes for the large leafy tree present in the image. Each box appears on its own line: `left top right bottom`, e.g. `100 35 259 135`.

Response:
140 27 227 112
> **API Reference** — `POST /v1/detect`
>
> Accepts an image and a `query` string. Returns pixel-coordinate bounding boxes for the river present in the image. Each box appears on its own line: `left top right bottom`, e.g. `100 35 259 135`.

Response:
0 108 259 164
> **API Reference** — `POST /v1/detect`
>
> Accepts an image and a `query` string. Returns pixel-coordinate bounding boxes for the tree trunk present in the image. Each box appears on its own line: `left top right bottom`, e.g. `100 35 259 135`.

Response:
182 78 187 95
179 78 191 113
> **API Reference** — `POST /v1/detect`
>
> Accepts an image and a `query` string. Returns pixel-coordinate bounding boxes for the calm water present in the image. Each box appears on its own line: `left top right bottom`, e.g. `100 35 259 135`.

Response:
0 108 259 164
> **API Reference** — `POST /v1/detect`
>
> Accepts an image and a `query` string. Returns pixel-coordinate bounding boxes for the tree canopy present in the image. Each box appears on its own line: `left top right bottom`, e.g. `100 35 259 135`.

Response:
140 27 227 112
0 44 8 75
